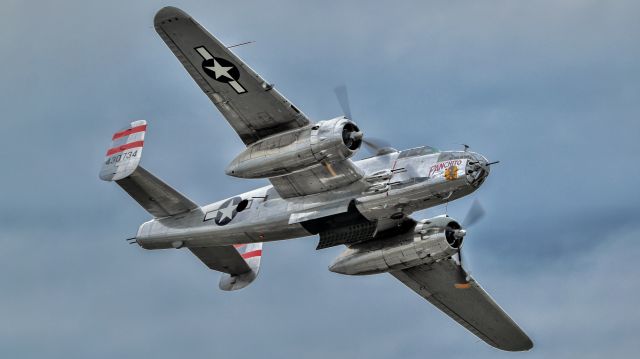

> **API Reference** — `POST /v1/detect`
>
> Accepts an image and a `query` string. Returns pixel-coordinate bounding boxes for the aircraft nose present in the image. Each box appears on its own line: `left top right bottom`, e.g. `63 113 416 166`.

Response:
467 152 490 186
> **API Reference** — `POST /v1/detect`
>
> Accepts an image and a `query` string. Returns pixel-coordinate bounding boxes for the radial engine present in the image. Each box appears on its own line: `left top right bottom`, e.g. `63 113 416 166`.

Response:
329 216 466 275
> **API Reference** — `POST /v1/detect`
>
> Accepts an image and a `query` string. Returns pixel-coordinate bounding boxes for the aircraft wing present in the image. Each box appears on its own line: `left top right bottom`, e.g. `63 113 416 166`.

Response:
154 7 363 198
154 6 310 145
269 160 363 198
390 259 533 351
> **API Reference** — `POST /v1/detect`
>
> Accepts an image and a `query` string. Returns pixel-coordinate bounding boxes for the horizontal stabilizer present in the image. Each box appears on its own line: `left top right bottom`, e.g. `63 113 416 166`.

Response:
116 167 199 218
189 246 251 274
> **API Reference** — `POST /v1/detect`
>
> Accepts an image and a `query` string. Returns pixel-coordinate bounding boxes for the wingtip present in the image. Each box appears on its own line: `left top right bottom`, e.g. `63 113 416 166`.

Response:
522 337 534 351
154 6 190 25
498 337 534 352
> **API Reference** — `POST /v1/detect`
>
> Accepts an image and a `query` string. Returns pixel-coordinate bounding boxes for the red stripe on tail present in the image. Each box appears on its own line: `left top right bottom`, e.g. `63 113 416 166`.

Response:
241 250 262 259
106 141 144 156
112 124 147 140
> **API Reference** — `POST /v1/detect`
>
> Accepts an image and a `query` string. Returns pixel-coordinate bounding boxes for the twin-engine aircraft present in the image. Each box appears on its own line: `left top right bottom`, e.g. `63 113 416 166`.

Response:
101 6 532 351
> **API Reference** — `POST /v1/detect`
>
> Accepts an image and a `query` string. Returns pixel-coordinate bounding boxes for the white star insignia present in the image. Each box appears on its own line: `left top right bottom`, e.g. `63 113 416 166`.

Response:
205 59 234 80
218 202 235 221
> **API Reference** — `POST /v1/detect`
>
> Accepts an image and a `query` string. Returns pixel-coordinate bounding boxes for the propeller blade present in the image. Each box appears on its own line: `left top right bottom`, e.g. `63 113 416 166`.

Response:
362 137 390 151
362 138 397 155
334 85 352 120
453 200 484 289
454 251 470 289
463 199 486 228
333 85 397 156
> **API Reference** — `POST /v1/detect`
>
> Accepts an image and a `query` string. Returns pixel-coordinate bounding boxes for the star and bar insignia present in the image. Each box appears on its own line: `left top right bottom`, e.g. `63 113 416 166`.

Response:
195 46 247 94
204 197 242 226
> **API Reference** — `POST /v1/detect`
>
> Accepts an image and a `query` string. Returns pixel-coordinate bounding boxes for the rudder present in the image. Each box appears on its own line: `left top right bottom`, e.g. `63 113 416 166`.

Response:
219 242 263 291
100 120 146 181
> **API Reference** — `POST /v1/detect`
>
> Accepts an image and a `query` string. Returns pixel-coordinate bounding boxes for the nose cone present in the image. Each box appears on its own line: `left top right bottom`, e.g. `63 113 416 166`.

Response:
224 161 240 177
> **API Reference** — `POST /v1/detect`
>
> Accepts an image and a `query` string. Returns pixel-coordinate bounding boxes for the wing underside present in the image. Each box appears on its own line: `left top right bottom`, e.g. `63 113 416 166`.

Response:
154 6 310 145
270 160 363 198
391 259 533 351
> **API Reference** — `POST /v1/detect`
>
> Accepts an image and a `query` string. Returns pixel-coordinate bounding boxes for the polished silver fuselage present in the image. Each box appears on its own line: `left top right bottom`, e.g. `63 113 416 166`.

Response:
136 149 489 250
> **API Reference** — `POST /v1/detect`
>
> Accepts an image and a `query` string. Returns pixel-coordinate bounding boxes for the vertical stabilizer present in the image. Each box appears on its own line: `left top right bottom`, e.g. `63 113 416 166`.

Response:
100 120 147 181
219 242 263 291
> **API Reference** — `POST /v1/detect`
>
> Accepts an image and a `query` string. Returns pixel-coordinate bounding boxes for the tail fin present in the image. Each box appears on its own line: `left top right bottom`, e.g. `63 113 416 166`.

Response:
219 242 263 291
100 121 199 218
100 120 147 181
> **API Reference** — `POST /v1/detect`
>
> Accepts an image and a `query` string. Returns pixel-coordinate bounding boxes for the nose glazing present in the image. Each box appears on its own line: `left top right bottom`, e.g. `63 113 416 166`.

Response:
467 152 490 187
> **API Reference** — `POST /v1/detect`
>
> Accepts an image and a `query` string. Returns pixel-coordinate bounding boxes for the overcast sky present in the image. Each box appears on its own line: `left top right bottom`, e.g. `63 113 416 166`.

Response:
1 0 639 358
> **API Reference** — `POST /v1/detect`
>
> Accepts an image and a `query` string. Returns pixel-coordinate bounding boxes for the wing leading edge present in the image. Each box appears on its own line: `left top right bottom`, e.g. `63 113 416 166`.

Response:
391 259 533 351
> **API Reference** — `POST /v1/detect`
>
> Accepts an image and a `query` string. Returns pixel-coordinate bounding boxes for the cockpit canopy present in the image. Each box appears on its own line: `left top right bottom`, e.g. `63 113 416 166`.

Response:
397 146 440 159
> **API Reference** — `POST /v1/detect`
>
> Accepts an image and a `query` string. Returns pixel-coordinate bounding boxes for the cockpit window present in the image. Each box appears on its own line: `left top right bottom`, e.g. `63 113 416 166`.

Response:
398 146 439 158
437 151 470 161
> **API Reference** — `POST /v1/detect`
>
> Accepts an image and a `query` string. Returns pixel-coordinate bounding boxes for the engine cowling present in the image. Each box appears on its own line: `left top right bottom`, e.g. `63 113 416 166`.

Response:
225 117 362 178
329 216 465 275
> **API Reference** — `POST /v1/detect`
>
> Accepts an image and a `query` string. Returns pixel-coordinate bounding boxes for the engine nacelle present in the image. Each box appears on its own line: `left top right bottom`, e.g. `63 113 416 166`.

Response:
225 117 362 178
329 216 465 275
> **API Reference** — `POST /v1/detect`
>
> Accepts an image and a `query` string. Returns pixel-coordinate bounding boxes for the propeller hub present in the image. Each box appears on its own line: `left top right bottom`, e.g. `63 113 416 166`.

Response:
351 131 363 141
341 122 362 151
445 222 464 248
454 229 466 239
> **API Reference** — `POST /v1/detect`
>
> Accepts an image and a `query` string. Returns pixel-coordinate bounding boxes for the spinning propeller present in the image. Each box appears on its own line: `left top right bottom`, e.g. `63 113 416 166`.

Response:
334 85 397 155
453 199 486 289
